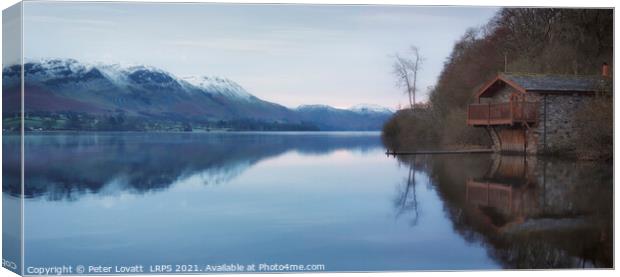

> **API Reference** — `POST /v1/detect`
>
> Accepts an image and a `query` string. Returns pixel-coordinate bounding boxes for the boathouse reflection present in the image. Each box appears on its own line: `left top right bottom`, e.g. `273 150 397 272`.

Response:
394 153 612 268
463 155 612 268
465 155 537 228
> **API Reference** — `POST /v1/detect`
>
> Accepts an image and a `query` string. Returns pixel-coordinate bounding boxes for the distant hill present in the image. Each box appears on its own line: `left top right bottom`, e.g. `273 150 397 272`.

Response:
296 104 393 131
2 59 393 131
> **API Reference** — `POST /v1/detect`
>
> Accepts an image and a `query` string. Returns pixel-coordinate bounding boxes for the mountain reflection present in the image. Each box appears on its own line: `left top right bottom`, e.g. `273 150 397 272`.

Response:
395 154 612 269
2 132 382 200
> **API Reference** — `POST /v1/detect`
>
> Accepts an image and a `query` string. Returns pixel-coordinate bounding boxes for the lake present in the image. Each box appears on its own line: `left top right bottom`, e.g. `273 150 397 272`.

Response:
2 132 613 273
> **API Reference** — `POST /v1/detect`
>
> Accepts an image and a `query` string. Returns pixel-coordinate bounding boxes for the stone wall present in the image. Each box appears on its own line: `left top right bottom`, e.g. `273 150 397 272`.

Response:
528 92 594 155
478 85 595 155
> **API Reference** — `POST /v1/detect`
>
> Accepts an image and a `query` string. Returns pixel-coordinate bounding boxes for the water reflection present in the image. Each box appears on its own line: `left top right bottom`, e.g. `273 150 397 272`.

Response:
17 132 501 271
396 154 613 268
4 132 613 270
4 132 380 200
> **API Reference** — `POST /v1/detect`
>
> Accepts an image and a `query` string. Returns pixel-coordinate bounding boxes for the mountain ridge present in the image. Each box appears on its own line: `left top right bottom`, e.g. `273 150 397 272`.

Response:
2 58 393 131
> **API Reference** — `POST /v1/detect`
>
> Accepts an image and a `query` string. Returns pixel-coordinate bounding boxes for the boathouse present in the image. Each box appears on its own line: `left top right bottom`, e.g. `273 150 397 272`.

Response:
467 65 611 154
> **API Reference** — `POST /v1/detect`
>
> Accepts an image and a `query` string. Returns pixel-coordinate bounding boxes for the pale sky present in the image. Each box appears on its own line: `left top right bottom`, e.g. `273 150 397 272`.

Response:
21 1 498 109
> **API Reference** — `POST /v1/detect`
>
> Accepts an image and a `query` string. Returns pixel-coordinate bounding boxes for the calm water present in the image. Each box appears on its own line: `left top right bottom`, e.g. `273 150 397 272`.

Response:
2 132 613 273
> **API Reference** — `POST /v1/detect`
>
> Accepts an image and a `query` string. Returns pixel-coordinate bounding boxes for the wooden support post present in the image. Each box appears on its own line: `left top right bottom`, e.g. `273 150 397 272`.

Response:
467 105 470 125
487 103 491 125
510 99 515 123
521 98 525 123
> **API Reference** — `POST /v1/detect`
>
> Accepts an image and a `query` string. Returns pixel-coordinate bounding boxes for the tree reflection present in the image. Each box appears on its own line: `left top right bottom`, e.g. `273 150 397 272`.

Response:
394 165 419 226
392 155 432 226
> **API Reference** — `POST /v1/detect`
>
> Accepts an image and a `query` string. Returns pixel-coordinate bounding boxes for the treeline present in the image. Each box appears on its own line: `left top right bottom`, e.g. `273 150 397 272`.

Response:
3 111 320 132
383 8 613 157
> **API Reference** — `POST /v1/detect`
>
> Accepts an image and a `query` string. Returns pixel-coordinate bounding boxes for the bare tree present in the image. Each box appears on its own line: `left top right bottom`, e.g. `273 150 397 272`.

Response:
392 46 424 109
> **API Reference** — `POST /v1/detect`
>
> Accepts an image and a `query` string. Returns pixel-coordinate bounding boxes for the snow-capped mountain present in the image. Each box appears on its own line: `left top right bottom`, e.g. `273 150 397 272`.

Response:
10 59 251 100
349 103 393 114
3 58 393 130
298 104 393 115
3 58 295 121
5 59 248 99
297 104 341 112
182 76 255 101
296 103 393 131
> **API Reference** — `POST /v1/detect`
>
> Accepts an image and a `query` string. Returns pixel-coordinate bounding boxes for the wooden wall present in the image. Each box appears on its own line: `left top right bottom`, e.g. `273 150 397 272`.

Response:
498 128 526 153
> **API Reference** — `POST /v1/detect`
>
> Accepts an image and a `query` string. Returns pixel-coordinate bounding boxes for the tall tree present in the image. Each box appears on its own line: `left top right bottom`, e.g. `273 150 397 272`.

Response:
393 46 424 109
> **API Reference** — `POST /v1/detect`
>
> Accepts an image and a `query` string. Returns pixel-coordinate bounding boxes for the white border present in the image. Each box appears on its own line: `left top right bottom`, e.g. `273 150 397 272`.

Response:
0 1 617 277
2 0 617 8
19 2 24 276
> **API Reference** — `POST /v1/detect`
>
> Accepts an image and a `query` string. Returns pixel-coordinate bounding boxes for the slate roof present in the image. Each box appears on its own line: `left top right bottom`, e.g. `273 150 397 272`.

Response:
501 73 608 93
